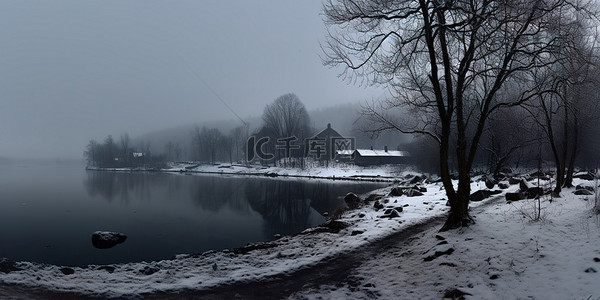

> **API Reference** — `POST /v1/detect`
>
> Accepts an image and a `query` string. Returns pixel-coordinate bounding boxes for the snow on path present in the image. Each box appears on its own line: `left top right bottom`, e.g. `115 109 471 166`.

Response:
291 179 600 300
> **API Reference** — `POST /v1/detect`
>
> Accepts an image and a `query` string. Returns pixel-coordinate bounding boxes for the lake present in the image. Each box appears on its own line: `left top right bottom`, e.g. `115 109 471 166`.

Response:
0 161 387 266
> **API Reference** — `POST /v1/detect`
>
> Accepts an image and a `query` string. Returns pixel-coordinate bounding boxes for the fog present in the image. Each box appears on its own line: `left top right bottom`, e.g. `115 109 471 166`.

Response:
0 1 384 159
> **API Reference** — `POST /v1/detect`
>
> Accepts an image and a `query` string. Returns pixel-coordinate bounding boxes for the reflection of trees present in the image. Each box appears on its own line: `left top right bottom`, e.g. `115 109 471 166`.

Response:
85 171 386 239
189 176 253 212
246 179 387 237
246 180 315 237
190 176 248 212
83 171 162 203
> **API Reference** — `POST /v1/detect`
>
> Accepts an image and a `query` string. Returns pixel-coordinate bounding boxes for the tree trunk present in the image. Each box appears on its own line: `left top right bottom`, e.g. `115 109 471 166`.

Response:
563 117 579 188
439 132 473 232
441 154 473 231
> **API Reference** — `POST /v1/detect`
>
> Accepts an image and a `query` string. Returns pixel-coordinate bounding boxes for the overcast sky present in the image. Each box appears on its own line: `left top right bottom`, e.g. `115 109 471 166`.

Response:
0 0 384 159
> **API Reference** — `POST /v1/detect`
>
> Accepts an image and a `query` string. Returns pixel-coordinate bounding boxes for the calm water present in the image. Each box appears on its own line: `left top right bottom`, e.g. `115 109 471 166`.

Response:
0 161 386 266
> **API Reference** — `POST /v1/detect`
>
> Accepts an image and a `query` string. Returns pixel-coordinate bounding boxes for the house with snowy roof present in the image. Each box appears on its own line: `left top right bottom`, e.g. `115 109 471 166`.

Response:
305 123 354 161
350 146 410 166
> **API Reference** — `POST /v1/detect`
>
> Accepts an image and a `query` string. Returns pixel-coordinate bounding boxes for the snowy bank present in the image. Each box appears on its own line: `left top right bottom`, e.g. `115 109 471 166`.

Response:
291 178 600 299
89 162 411 182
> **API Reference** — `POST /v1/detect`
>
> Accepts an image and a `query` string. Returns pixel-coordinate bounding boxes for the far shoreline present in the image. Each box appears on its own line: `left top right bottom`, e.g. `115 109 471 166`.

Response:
84 162 412 183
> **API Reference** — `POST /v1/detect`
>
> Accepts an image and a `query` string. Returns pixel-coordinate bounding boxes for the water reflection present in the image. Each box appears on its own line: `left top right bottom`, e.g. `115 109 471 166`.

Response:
245 180 316 236
80 171 386 263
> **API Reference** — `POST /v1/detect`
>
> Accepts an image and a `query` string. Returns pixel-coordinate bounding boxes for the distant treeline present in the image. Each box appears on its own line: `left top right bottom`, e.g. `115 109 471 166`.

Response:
84 134 166 168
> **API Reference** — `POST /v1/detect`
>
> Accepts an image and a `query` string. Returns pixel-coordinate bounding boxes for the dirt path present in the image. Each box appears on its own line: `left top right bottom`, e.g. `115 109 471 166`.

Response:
0 196 504 299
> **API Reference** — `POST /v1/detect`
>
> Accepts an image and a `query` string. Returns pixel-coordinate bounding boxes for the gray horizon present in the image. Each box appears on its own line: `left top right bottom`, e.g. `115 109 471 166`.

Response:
0 1 384 159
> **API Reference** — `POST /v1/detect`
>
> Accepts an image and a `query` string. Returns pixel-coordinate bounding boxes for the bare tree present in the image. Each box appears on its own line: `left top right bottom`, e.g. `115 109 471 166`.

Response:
261 93 312 164
173 143 183 161
323 0 597 230
521 13 600 195
482 108 539 177
193 126 224 164
230 125 248 164
262 93 311 141
119 133 130 165
165 141 174 162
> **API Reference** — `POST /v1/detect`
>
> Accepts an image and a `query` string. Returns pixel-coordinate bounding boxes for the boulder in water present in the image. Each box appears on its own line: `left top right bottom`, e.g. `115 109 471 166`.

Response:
92 231 127 249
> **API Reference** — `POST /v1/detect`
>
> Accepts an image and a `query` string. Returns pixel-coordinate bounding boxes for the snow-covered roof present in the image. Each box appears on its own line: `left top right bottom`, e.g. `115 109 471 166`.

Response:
355 149 409 157
336 150 354 156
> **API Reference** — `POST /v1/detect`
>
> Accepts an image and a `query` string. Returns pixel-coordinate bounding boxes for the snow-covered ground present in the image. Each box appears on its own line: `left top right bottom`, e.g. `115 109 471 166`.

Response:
292 178 600 299
165 162 407 182
1 173 599 299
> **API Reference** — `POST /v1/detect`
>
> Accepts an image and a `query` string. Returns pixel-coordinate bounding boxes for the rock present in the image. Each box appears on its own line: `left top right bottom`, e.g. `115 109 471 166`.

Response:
585 267 597 273
344 192 361 209
529 171 546 178
593 257 600 262
389 187 403 197
233 242 278 254
92 231 127 249
373 200 384 210
574 189 594 196
97 266 115 273
381 208 402 218
498 182 510 189
500 167 513 174
439 262 457 267
526 187 545 199
424 246 454 261
0 258 20 274
574 172 595 181
435 235 446 241
319 220 351 233
443 288 472 299
470 190 502 202
405 189 424 197
508 177 522 185
485 176 495 189
519 179 532 192
470 190 489 202
414 185 427 193
494 173 508 181
506 192 525 202
409 175 423 184
139 266 160 275
489 274 500 280
364 194 383 203
212 263 218 271
60 267 75 275
576 185 595 192
363 283 375 288
351 230 364 236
